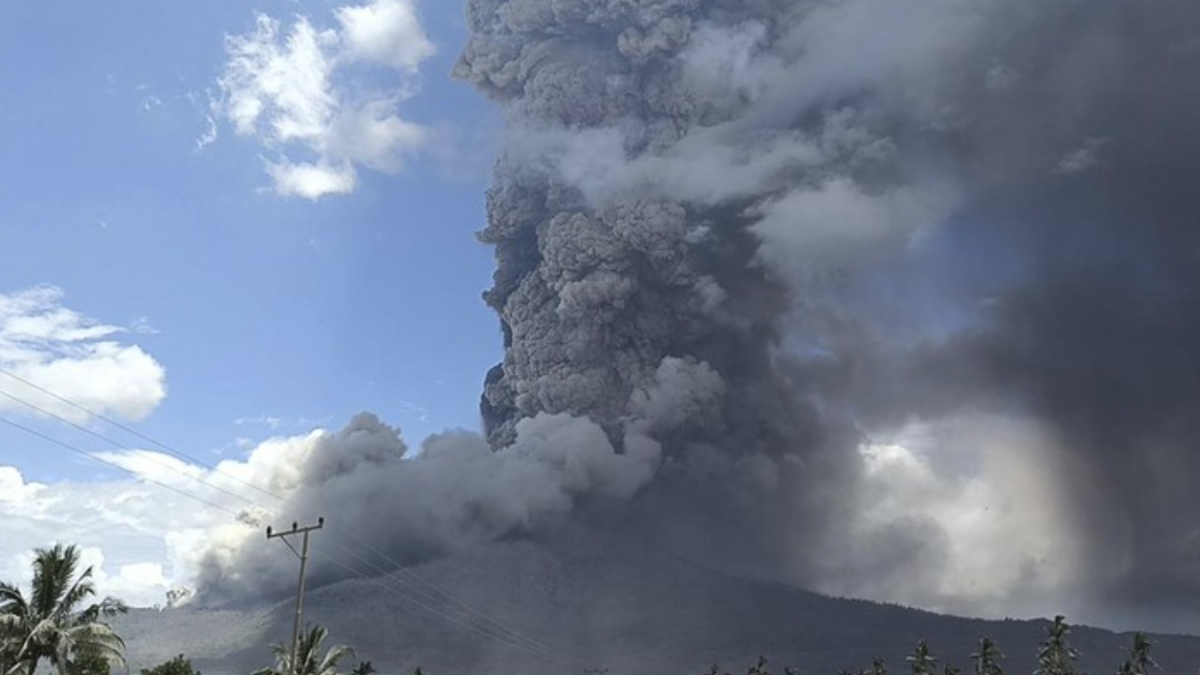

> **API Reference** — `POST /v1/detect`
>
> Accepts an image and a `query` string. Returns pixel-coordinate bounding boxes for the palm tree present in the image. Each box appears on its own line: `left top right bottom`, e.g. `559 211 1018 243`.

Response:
1 624 20 675
1116 632 1157 675
907 642 939 675
254 625 355 675
902 638 940 672
0 544 126 675
1034 616 1080 675
970 637 1004 675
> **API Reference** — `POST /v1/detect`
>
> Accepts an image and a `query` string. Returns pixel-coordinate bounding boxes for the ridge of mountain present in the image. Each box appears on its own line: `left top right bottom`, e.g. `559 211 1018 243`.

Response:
113 530 1200 675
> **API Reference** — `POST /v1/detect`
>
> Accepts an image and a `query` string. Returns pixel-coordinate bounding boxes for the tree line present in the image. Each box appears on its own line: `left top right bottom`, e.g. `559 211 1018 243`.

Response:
710 617 1157 675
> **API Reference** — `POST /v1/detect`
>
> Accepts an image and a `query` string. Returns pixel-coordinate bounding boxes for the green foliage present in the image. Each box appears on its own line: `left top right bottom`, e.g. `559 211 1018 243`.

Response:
1 622 19 675
907 642 939 675
0 543 127 675
688 622 1168 675
66 649 110 675
140 654 202 675
971 637 1005 675
254 625 356 675
1116 632 1157 675
1035 616 1082 675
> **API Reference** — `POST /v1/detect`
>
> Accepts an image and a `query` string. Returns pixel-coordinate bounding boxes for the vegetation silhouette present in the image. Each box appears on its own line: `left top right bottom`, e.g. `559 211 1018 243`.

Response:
0 544 126 675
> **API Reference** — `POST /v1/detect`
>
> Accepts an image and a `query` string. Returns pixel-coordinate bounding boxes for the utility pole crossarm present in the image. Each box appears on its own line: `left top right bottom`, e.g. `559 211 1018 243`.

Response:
267 517 325 675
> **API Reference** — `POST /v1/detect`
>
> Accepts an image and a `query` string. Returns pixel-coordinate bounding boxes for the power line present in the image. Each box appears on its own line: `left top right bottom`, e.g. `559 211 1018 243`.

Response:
0 375 562 654
0 366 283 504
0 379 570 661
321 540 565 659
0 388 268 510
343 537 564 655
316 549 570 663
0 414 243 518
2 411 564 658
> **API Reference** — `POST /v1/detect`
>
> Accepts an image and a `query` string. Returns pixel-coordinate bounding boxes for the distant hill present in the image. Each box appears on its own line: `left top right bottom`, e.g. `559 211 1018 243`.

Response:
113 529 1200 675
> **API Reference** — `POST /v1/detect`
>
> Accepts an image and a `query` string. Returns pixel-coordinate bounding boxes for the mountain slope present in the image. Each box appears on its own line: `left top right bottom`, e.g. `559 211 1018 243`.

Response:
115 530 1200 674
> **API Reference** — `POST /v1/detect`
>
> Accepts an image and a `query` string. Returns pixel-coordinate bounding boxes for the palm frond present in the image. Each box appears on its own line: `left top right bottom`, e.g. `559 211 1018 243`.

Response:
0 583 28 611
31 545 80 619
3 545 126 675
57 570 97 621
316 645 354 675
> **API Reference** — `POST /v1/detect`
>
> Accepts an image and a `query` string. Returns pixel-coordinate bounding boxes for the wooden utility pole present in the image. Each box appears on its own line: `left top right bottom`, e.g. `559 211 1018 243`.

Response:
267 517 325 675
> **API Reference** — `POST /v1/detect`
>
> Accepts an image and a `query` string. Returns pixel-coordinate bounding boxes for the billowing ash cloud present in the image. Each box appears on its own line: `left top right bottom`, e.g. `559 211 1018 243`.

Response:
197 0 1200 624
453 0 1200 617
190 412 661 605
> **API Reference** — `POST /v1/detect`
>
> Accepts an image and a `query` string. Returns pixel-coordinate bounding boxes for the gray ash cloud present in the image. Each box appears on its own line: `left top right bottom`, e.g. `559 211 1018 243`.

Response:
195 0 1200 624
456 0 1200 616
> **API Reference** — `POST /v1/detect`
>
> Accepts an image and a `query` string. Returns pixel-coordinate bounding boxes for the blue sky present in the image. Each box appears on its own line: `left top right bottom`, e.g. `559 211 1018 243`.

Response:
0 0 508 601
0 0 500 481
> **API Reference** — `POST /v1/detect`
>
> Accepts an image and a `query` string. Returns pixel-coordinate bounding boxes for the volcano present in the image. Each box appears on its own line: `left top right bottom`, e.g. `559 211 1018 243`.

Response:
118 529 1200 675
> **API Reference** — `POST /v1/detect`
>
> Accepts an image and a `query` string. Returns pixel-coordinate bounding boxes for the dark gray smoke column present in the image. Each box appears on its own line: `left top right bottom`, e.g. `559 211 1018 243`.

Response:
454 0 852 572
457 0 1200 620
455 0 833 481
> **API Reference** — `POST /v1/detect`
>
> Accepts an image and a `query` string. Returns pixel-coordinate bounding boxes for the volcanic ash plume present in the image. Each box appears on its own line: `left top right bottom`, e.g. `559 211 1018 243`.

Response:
453 0 1200 620
197 0 1200 623
190 412 661 605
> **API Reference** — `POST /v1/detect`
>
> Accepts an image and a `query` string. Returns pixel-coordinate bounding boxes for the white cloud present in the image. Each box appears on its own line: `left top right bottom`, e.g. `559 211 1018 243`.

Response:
329 99 426 171
233 414 331 433
0 286 167 423
336 0 436 71
266 160 357 200
234 415 284 430
221 16 337 144
0 462 224 608
0 428 322 607
129 316 160 336
196 115 219 150
94 450 207 488
215 1 435 200
119 562 169 589
0 465 44 503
